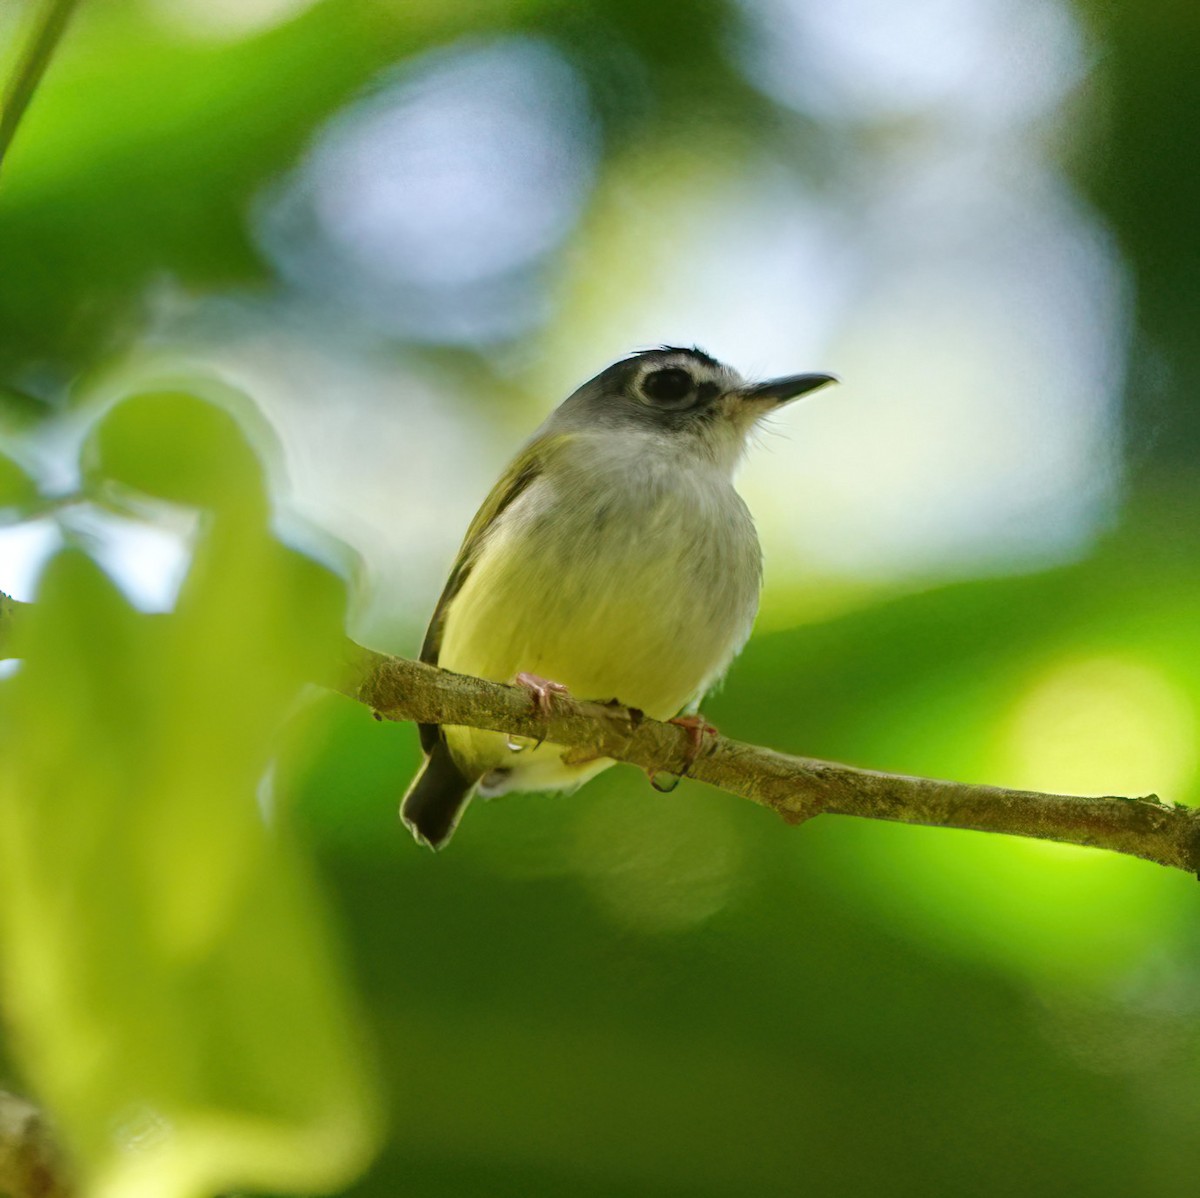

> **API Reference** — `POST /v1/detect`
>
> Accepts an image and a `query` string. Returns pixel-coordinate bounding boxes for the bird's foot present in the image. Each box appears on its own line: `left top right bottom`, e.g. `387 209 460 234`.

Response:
669 713 719 761
649 714 718 792
516 672 570 717
515 672 570 748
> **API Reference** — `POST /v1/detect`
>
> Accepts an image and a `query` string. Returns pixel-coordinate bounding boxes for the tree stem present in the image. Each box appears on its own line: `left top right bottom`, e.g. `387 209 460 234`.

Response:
0 1090 71 1198
341 640 1200 875
2 592 1195 873
0 0 81 180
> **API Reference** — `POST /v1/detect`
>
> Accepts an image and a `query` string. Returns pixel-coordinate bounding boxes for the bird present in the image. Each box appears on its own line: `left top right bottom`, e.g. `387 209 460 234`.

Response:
401 346 836 848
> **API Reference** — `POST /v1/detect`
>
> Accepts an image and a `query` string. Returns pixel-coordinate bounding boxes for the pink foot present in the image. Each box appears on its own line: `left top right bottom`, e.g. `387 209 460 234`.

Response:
668 713 719 766
515 672 570 719
649 713 718 791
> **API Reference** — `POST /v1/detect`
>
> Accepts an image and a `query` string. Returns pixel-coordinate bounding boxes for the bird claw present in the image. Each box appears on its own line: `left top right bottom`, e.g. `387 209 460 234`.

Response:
515 672 570 747
667 713 718 773
516 672 570 717
647 714 717 791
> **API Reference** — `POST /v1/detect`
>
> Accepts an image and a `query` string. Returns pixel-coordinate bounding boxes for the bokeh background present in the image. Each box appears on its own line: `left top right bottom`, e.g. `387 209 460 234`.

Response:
1 0 1199 1195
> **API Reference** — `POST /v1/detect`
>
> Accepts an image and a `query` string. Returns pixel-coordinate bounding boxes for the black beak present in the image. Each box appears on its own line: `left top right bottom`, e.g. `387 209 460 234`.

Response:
744 372 838 405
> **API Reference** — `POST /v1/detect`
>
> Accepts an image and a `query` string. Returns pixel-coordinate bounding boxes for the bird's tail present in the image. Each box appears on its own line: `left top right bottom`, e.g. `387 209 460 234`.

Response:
401 740 477 850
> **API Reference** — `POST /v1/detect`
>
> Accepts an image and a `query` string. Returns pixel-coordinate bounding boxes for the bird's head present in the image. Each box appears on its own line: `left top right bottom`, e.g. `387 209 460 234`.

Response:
550 346 837 469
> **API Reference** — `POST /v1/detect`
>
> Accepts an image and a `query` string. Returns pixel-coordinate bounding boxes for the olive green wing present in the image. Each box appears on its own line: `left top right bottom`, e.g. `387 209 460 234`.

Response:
417 433 570 754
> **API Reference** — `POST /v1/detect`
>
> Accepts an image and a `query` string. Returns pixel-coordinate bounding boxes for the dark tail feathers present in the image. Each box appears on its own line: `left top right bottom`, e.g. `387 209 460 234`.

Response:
401 741 476 850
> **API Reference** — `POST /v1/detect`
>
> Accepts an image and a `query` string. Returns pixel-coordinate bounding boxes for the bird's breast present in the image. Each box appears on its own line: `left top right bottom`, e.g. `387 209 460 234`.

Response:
437 439 761 720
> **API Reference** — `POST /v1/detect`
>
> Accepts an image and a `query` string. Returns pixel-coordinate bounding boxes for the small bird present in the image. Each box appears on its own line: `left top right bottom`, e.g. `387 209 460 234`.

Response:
402 346 836 848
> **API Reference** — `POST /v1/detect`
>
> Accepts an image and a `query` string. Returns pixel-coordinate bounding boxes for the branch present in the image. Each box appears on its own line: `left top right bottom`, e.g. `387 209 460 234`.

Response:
1 590 1195 873
0 1091 72 1198
340 642 1200 875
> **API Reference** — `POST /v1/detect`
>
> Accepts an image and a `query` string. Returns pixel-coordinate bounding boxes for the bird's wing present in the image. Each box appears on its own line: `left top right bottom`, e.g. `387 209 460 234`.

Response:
417 432 572 754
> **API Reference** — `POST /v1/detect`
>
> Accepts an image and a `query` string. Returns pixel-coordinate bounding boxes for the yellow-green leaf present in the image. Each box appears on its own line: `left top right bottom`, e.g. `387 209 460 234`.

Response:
0 525 377 1197
86 391 268 514
0 452 37 509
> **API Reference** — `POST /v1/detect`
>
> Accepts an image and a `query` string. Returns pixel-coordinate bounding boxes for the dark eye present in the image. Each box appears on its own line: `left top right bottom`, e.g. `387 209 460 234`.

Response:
641 368 694 404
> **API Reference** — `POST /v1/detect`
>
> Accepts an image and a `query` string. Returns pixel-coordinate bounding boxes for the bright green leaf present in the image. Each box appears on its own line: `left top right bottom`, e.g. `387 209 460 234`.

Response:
0 522 378 1197
86 391 268 514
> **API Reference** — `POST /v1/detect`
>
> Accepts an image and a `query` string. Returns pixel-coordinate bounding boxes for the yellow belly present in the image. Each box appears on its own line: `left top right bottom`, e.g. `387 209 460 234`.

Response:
436 467 760 790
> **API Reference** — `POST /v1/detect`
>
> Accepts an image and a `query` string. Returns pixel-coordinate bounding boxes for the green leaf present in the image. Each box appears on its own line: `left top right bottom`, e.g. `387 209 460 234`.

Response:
0 383 51 429
0 526 377 1195
86 391 268 514
0 452 37 509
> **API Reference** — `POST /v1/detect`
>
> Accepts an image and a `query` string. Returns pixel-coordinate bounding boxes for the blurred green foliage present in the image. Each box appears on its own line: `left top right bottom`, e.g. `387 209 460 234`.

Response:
0 451 36 508
0 393 378 1195
1 0 1199 1196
